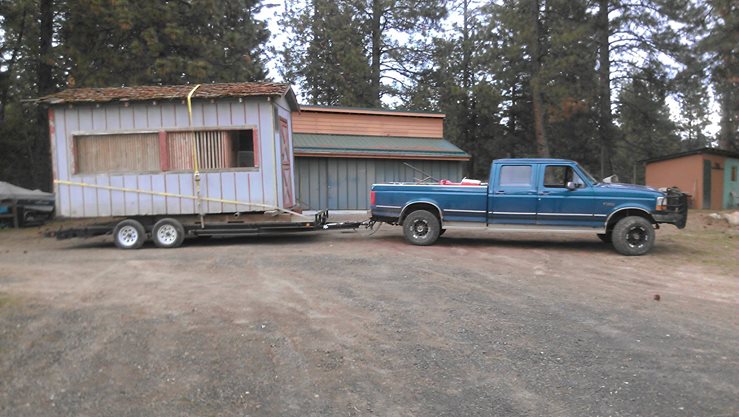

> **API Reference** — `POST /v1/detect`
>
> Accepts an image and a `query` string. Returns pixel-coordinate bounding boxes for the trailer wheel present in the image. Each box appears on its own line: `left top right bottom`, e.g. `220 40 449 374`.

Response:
403 210 440 246
611 216 655 256
152 218 185 248
113 219 146 249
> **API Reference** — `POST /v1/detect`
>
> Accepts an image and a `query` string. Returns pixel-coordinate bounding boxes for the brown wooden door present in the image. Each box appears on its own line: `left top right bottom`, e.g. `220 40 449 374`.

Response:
279 118 294 208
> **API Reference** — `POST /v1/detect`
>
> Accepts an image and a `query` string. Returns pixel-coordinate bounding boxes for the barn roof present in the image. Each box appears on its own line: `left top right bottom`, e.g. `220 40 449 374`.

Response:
38 82 299 110
641 147 739 163
293 133 470 161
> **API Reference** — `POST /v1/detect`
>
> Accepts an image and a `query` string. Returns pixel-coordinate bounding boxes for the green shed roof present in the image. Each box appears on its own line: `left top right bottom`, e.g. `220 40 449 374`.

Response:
293 133 470 161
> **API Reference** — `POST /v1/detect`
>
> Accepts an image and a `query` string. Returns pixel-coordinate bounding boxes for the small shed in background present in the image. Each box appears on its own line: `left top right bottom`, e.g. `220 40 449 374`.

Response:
644 147 739 209
292 106 469 210
39 82 299 218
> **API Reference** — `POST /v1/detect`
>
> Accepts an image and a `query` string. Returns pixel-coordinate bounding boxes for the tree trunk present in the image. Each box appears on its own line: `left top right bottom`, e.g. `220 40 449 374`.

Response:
597 0 613 177
369 0 383 106
718 78 737 151
529 0 549 157
35 0 55 191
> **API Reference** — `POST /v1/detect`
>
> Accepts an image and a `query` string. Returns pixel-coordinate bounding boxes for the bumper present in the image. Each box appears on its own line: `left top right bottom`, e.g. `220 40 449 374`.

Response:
653 188 688 229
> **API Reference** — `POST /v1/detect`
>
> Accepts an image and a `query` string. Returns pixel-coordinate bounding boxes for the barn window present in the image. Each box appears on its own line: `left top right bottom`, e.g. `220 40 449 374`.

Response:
166 129 257 171
74 133 160 174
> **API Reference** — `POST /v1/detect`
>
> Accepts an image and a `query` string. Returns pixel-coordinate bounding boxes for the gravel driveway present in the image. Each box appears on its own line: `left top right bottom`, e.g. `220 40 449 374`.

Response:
0 213 737 417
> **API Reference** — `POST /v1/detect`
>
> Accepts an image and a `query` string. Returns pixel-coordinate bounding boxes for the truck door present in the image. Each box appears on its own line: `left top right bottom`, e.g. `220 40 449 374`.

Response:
488 164 538 224
536 164 598 227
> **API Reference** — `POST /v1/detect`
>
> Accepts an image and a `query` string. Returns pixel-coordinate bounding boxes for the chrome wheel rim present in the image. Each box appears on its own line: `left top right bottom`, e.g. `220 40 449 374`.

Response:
157 224 178 245
117 225 139 247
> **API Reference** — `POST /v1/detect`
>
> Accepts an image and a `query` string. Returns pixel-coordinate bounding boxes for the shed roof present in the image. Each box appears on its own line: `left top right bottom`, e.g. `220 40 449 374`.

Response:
299 105 445 118
38 82 299 110
293 133 469 161
641 147 739 164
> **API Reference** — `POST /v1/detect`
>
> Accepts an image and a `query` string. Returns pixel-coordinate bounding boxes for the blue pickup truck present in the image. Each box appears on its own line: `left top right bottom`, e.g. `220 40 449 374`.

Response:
370 158 687 255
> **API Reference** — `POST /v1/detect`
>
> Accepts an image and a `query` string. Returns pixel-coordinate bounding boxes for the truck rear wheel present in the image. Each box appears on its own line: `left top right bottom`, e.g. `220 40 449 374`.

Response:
403 210 440 246
152 218 185 248
611 216 655 256
113 219 146 249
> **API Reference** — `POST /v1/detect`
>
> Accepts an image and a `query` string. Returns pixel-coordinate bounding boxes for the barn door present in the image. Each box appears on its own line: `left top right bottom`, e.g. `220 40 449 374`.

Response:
279 118 294 208
703 159 711 209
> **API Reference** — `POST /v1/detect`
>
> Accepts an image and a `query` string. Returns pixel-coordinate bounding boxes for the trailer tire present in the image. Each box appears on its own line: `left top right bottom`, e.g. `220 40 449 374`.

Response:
152 218 185 248
403 210 440 246
113 219 146 250
611 216 655 256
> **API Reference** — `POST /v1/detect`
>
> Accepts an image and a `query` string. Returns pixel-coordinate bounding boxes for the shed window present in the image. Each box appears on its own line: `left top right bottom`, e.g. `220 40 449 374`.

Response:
166 129 256 171
732 166 737 182
74 133 160 174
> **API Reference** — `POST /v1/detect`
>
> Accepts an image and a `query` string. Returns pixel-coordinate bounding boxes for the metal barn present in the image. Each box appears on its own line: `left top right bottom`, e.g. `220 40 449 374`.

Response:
39 83 299 218
292 106 469 210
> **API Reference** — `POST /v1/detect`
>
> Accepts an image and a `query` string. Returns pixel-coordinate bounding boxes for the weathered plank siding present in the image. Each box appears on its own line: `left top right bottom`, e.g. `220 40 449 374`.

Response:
292 111 444 138
295 157 464 210
51 97 289 218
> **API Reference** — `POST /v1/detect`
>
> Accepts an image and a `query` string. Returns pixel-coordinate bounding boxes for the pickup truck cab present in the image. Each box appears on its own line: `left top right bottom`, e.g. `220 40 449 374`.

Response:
370 158 687 255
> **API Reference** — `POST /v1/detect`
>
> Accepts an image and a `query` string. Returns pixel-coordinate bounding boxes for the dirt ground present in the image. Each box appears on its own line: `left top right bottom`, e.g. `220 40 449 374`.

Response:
0 211 737 417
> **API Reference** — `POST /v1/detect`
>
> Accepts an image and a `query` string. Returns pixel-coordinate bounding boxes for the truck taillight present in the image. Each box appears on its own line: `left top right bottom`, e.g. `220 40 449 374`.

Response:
370 191 376 206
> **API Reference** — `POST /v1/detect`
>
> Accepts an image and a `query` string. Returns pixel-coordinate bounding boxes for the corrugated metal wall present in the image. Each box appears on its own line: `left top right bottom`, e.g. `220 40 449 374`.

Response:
295 157 464 210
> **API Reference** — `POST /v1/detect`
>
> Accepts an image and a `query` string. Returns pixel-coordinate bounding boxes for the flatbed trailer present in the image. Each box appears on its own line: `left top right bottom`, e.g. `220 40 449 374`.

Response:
49 210 372 249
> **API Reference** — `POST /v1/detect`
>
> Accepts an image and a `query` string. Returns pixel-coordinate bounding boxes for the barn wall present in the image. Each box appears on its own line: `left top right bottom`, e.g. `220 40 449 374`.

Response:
295 157 464 210
51 98 283 218
292 111 444 138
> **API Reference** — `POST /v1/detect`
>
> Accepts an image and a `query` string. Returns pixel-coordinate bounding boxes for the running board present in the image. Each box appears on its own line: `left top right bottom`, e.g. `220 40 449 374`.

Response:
443 222 605 234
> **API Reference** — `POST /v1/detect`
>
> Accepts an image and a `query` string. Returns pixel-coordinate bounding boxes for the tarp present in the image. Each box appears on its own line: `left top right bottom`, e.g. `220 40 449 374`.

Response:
0 181 54 201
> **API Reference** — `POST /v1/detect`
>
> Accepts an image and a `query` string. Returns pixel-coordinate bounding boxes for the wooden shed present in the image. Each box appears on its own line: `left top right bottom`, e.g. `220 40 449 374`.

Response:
644 147 739 209
39 82 299 218
291 106 469 210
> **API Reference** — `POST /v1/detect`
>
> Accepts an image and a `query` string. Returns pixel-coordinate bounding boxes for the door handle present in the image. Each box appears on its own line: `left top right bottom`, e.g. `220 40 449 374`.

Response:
496 190 506 194
539 191 550 195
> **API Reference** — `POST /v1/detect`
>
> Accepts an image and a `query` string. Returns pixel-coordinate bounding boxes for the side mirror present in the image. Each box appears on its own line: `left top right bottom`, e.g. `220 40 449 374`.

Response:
566 181 577 191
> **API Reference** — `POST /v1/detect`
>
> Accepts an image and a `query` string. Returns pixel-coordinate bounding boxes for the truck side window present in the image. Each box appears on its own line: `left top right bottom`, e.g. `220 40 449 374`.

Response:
544 166 584 188
499 165 533 187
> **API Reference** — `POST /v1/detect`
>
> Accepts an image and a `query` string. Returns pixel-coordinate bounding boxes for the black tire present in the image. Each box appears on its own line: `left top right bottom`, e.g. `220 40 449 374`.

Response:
113 219 146 249
402 210 441 246
151 218 185 248
611 216 655 256
597 232 611 243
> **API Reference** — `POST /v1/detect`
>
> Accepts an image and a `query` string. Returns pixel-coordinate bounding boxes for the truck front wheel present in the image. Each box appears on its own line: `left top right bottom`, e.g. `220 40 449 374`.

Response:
611 216 655 256
403 210 441 246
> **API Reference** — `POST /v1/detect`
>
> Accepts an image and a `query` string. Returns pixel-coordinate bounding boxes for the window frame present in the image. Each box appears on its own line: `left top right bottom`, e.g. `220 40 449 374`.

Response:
70 125 260 175
542 165 586 189
497 165 534 188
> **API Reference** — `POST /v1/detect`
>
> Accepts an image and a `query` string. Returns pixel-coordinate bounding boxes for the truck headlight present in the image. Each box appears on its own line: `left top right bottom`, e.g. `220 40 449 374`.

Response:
656 196 667 211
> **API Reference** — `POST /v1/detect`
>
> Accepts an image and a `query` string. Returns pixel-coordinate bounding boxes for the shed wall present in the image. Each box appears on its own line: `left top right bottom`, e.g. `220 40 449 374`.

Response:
295 157 464 210
645 155 703 208
724 158 739 209
51 97 286 218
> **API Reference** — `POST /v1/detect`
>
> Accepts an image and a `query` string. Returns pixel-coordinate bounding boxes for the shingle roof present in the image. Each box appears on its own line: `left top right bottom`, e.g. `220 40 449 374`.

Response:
293 133 470 161
38 82 298 109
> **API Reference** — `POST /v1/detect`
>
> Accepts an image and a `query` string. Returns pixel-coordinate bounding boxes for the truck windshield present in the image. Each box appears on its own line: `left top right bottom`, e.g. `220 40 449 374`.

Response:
576 164 599 185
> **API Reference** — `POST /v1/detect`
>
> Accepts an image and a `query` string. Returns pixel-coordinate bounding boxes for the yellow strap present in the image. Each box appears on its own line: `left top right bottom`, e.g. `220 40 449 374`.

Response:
54 179 308 218
186 84 201 173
